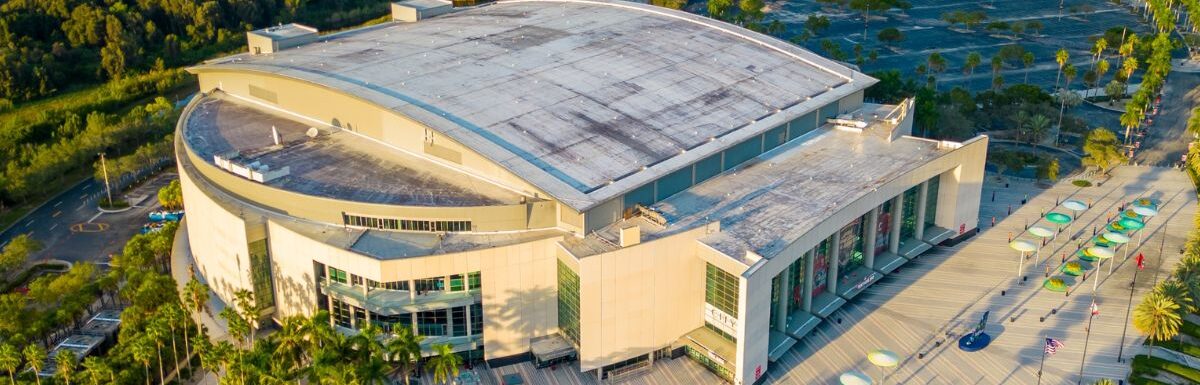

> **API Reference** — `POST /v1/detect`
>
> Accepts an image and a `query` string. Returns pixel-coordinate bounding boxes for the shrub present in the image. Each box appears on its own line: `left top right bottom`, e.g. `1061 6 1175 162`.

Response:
1132 355 1200 383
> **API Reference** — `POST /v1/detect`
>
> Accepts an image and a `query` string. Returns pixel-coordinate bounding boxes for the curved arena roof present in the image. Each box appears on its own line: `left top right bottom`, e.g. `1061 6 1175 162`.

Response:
193 0 874 210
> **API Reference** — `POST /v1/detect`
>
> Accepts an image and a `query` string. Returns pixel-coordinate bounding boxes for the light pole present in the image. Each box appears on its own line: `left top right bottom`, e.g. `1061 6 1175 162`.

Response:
99 152 113 207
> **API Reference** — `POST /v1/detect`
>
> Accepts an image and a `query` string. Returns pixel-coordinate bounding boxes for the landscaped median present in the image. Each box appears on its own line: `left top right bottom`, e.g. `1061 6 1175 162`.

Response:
1130 355 1200 384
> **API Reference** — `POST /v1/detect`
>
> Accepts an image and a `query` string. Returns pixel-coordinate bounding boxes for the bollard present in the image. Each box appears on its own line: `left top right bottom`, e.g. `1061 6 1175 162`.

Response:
1051 309 1057 315
992 191 996 202
1001 290 1006 296
1040 316 1045 322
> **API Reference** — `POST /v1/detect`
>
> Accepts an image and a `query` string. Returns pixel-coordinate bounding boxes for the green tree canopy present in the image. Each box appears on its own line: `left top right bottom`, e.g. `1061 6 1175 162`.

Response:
1082 127 1127 175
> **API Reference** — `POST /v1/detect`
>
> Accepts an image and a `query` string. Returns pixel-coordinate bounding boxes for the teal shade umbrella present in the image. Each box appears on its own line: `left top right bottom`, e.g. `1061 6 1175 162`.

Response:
1121 209 1143 221
1046 212 1072 224
840 371 873 385
1119 218 1145 230
1133 198 1158 208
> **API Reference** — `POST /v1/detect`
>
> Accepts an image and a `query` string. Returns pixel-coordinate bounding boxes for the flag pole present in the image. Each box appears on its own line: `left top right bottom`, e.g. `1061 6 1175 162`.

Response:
1117 255 1142 363
1038 336 1048 385
1077 301 1097 384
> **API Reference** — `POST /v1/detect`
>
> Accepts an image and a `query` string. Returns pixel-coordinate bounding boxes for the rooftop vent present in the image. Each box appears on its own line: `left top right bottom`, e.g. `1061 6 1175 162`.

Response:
246 23 318 55
391 0 453 22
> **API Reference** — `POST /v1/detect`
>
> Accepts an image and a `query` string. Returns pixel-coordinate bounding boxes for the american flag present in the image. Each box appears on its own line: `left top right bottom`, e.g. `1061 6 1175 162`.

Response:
1045 338 1065 355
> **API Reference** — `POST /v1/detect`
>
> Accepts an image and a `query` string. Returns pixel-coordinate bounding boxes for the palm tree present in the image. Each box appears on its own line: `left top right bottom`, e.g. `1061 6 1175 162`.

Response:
1026 114 1052 151
131 338 155 385
0 343 19 385
23 345 45 385
927 52 947 90
1095 59 1111 97
1054 47 1069 91
1133 292 1182 356
963 51 982 88
1022 52 1035 84
55 349 76 385
386 327 425 385
1091 38 1108 73
428 343 462 385
1055 64 1077 146
81 357 113 385
1155 280 1194 314
273 316 310 379
159 305 183 375
147 319 168 384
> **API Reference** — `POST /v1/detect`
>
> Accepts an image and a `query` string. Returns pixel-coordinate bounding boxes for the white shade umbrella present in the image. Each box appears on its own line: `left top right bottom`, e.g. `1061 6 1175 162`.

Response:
1063 199 1087 211
840 370 873 385
1011 240 1036 281
867 349 900 367
1133 205 1158 217
1086 246 1116 291
1104 232 1132 261
1028 227 1054 265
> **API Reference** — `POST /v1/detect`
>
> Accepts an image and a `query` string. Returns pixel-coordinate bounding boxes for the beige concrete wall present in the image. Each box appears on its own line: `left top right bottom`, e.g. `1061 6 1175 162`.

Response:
179 159 256 306
573 226 711 372
933 136 988 234
193 70 554 201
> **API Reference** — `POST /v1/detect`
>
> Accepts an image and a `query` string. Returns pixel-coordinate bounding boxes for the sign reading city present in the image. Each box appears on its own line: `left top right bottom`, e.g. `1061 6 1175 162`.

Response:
704 303 738 337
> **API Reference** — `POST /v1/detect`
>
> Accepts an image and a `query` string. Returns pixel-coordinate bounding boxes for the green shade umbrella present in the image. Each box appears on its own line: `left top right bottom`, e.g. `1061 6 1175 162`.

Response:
1121 210 1143 221
1046 212 1072 224
1119 218 1145 230
840 371 873 385
1133 198 1158 208
868 349 899 367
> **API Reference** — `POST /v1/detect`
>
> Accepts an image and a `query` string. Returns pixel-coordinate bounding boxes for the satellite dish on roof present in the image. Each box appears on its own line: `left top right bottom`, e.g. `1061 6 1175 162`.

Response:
306 127 320 138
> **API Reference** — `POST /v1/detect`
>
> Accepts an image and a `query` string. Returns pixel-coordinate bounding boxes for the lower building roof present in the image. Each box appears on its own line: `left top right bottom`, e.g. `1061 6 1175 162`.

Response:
183 94 525 207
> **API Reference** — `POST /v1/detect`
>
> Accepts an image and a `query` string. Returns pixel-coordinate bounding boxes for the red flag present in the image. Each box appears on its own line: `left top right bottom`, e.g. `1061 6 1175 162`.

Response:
1136 253 1145 270
1091 302 1100 316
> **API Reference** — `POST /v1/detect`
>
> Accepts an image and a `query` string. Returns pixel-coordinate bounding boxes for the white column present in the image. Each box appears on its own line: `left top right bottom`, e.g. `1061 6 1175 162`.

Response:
865 208 879 268
828 234 840 295
916 181 929 240
775 266 791 331
889 195 903 254
803 250 815 312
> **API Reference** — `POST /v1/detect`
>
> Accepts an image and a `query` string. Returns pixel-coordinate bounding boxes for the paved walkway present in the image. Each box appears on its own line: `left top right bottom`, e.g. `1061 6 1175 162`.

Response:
169 220 230 385
763 166 1196 384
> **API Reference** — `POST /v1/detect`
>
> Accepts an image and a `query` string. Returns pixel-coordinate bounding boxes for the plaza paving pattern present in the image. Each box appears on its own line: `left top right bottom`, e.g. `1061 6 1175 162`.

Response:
764 166 1196 384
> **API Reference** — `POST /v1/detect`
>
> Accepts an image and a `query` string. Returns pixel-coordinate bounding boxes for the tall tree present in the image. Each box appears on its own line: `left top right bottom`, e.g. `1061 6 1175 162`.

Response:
1082 127 1127 175
850 0 910 40
54 349 76 385
1022 52 1035 84
1133 292 1181 356
0 343 19 385
386 327 425 385
963 51 982 86
22 345 45 385
428 343 462 385
1054 47 1069 91
927 52 947 90
130 338 154 385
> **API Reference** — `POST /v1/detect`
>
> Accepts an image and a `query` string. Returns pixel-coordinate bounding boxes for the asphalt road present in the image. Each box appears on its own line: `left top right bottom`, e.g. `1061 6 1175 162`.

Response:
0 173 174 266
1131 70 1200 166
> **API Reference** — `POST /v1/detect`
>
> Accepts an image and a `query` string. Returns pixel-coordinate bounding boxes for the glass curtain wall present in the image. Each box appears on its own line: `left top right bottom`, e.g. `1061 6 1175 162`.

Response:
837 217 865 288
557 260 581 344
788 257 805 312
900 186 919 242
925 176 940 229
875 201 892 255
811 239 829 297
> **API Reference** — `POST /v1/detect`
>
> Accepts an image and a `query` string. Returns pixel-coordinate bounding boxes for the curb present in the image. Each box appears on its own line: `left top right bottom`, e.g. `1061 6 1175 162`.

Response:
96 205 135 214
1083 100 1126 114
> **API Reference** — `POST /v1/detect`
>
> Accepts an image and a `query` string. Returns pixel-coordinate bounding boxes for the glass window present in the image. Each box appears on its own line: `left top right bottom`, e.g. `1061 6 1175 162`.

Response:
331 299 352 328
329 267 348 284
819 102 840 120
351 274 363 287
705 263 739 318
557 260 581 344
417 309 448 336
248 239 274 310
372 312 412 333
705 321 737 342
655 166 693 201
414 277 444 293
468 272 481 290
353 307 367 329
623 183 655 210
763 125 788 151
470 303 483 335
769 275 781 330
875 200 893 255
925 176 940 227
722 136 763 170
812 239 829 296
451 306 468 337
901 186 919 241
788 112 817 140
694 154 723 184
838 217 866 286
788 259 804 311
450 274 465 292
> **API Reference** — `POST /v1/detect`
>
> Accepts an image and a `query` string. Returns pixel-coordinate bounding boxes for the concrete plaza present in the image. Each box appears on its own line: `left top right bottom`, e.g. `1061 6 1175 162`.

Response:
763 166 1196 384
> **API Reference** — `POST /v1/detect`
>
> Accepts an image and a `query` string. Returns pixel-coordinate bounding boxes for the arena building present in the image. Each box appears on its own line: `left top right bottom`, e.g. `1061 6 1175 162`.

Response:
173 0 988 383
